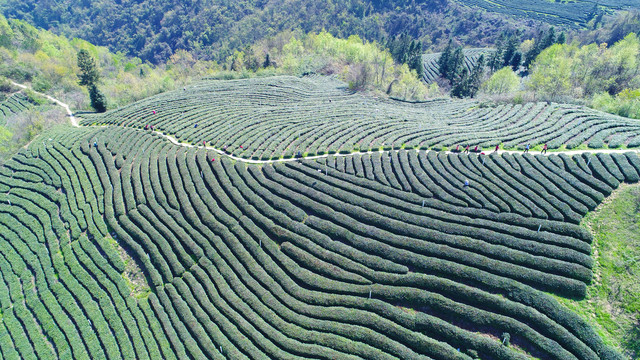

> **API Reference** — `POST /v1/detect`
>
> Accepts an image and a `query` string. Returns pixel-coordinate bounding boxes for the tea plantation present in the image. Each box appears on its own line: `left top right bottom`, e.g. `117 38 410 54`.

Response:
454 0 637 27
1 76 640 359
0 92 35 126
83 76 640 160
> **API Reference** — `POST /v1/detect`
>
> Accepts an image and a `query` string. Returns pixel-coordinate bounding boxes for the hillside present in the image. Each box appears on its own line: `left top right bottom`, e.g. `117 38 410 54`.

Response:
454 0 636 27
0 123 637 359
83 76 640 159
0 0 537 64
0 76 639 359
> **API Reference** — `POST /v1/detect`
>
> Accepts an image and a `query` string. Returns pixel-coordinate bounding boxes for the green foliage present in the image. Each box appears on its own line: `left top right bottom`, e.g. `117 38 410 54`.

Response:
528 33 640 105
451 55 485 98
77 49 100 87
0 0 536 65
77 49 107 112
592 89 640 119
482 67 521 95
245 31 433 101
0 125 12 153
88 84 107 113
386 34 423 77
556 183 640 359
439 41 465 82
0 14 223 112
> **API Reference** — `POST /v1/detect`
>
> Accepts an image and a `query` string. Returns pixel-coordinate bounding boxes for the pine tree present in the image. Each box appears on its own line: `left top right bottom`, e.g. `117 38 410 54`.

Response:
543 27 556 48
447 46 464 81
410 41 424 77
451 55 485 98
450 68 469 98
557 32 566 44
488 34 505 71
468 54 485 97
410 53 423 78
77 49 107 112
263 53 271 68
89 84 107 113
77 49 100 86
438 39 453 79
510 51 522 71
502 35 519 68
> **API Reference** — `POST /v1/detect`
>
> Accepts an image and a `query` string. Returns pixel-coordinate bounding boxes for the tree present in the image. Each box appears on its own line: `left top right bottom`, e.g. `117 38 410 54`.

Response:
482 66 520 94
450 68 469 98
502 35 518 68
89 84 107 113
446 46 464 81
438 39 453 79
557 32 566 45
77 49 100 86
451 55 485 98
524 27 560 68
77 49 107 112
510 51 522 71
263 53 271 68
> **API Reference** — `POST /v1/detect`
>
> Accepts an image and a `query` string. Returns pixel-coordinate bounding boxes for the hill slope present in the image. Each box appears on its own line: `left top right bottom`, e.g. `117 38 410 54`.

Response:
454 0 636 27
0 0 534 63
0 123 635 359
83 76 640 159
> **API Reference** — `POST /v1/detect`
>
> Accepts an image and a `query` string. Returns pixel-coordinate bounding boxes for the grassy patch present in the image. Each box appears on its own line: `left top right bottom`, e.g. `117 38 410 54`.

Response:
555 183 640 359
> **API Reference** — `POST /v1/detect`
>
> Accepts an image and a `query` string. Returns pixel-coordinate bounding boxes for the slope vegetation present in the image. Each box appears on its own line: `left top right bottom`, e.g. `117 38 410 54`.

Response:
0 124 636 359
84 76 640 160
421 48 494 84
454 0 635 27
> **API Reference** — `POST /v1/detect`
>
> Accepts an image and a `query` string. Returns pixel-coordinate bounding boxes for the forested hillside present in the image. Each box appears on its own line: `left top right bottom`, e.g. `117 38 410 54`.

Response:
0 0 536 63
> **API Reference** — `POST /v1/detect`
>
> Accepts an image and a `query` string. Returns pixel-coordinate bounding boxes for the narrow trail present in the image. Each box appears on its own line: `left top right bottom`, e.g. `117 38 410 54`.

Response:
13 81 640 164
10 81 78 127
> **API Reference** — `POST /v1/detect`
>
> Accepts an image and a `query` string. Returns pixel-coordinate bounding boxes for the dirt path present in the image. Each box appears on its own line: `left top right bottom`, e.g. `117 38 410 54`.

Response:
13 81 640 164
10 81 78 127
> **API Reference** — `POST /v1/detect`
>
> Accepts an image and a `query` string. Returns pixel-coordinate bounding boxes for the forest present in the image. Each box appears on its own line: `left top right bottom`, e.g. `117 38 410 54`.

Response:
0 0 536 63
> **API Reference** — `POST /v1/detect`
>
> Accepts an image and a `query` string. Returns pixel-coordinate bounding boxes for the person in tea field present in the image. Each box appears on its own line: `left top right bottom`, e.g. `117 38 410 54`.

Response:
464 144 470 154
542 143 548 154
463 179 469 187
473 145 479 153
494 144 500 152
524 144 530 153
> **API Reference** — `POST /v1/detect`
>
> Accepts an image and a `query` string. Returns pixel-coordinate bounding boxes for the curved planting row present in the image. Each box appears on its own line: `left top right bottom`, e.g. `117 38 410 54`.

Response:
421 48 494 84
0 125 631 359
454 0 635 27
0 93 35 126
321 149 629 224
0 127 173 360
81 76 640 160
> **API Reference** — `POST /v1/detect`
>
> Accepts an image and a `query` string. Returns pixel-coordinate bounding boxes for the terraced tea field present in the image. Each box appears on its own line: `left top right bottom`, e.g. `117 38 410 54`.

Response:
0 76 639 359
454 0 637 27
0 124 635 359
421 48 494 84
84 76 640 160
0 92 35 126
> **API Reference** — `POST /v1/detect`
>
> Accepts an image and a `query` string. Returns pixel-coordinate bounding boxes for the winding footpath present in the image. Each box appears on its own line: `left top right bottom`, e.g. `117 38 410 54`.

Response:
13 81 639 164
10 81 78 127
